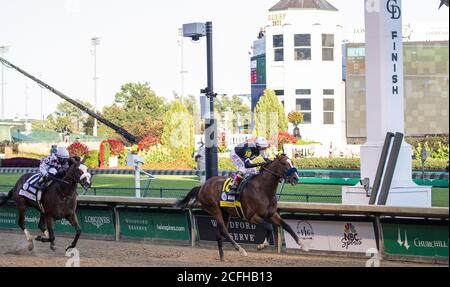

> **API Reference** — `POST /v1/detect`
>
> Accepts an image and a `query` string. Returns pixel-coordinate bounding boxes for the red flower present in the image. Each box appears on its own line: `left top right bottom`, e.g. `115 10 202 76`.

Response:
67 142 90 158
107 139 125 156
275 131 297 147
138 135 161 151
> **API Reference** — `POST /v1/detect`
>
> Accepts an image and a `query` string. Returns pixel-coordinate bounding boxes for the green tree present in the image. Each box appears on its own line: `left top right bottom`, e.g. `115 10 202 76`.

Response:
32 99 94 134
114 82 168 122
161 100 194 162
99 83 168 140
254 89 287 138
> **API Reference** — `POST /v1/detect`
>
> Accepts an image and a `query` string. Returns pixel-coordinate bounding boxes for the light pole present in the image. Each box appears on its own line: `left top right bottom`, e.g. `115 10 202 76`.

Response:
91 37 101 137
178 28 188 99
0 45 9 119
183 22 218 180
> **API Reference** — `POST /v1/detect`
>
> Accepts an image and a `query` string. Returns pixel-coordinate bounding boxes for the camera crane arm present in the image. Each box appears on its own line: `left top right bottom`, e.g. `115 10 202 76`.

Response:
0 56 138 144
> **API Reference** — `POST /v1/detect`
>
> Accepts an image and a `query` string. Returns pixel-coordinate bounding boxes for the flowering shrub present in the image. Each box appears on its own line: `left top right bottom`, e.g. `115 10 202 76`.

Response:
141 160 194 170
275 131 297 148
107 139 125 156
138 144 175 163
84 150 100 168
288 111 304 126
99 141 110 168
67 142 90 158
138 135 161 151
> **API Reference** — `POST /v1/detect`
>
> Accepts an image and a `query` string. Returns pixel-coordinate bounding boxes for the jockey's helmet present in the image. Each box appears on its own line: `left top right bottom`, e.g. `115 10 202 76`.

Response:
255 136 269 149
56 147 70 163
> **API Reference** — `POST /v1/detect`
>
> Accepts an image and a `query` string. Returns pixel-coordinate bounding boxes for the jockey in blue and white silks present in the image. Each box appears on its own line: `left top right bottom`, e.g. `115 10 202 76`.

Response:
36 147 70 190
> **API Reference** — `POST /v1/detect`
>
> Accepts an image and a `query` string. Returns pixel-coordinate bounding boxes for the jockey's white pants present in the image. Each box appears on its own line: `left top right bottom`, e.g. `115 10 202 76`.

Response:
230 150 257 175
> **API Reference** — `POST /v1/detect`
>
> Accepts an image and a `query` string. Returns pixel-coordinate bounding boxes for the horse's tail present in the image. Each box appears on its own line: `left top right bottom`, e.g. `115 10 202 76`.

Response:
0 189 13 207
174 186 201 210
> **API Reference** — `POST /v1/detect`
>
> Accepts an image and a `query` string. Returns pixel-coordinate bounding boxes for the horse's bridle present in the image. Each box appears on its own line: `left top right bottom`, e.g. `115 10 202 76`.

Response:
261 158 298 182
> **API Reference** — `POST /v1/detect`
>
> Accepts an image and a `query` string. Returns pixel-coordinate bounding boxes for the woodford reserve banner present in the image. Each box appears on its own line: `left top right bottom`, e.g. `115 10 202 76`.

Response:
194 214 277 246
118 207 190 242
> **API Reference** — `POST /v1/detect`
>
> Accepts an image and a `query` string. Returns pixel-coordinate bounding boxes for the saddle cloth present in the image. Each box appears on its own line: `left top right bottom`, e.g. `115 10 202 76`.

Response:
219 175 254 219
18 173 42 204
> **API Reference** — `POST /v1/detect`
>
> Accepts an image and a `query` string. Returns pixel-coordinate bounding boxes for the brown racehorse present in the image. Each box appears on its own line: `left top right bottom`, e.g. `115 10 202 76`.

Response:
175 154 308 261
0 158 92 252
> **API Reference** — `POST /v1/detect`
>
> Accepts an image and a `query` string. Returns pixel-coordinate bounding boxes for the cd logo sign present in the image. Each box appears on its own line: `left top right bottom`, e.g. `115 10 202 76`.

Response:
386 0 401 19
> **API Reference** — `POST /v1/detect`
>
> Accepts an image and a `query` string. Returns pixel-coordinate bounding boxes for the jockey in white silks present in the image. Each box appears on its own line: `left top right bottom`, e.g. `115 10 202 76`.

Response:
36 147 70 191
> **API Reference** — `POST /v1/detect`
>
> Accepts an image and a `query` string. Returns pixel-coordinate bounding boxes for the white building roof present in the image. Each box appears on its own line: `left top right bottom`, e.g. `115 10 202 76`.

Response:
269 0 338 12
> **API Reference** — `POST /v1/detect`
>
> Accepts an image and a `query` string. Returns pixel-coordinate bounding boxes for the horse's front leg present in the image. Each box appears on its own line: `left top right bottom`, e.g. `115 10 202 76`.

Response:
37 215 56 251
35 213 49 241
268 213 309 251
257 222 273 251
66 213 81 251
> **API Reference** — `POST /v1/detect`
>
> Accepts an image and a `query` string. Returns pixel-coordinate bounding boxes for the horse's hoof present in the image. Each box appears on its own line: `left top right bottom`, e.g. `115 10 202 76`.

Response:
257 240 269 251
257 243 267 251
50 244 56 251
297 239 309 252
27 241 34 251
239 247 248 257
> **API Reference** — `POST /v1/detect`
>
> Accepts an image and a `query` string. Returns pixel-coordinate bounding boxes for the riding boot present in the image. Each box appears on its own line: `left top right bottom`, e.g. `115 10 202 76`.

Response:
35 176 49 191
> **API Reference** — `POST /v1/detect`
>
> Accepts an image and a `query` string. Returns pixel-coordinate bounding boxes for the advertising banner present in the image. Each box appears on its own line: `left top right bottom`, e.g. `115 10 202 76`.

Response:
118 208 190 241
0 205 115 238
195 214 276 246
284 219 377 253
382 223 448 258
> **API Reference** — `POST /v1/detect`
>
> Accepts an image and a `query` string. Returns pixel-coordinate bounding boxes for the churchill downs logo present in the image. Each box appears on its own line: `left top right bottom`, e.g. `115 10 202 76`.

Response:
341 223 362 250
386 0 401 19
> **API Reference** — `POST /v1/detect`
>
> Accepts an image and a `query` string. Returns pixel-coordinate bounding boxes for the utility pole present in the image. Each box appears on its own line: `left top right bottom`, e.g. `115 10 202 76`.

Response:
204 22 218 179
0 45 9 119
91 37 101 137
182 22 218 180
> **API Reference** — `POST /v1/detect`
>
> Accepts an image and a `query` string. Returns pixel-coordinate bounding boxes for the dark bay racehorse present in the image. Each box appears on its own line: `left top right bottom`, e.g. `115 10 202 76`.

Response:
0 158 92 251
175 154 308 261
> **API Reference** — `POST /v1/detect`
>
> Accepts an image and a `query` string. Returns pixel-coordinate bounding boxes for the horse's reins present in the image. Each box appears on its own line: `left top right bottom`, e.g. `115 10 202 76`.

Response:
261 159 285 179
261 158 298 181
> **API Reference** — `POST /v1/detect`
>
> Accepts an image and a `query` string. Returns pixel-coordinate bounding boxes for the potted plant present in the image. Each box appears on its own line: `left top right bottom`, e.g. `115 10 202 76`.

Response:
288 111 304 139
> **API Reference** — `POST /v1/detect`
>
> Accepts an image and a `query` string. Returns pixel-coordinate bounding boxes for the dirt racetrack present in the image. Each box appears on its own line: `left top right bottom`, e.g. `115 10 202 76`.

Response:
0 232 441 267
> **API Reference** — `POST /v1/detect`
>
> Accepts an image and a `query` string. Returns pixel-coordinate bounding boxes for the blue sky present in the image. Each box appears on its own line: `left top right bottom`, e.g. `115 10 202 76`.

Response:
0 0 448 120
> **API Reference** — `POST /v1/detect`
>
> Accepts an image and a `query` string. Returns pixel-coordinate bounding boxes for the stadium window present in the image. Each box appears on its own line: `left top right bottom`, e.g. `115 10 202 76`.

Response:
274 90 285 96
296 89 311 95
322 34 334 61
273 35 284 62
296 99 311 124
323 89 334 95
294 34 311 61
323 98 334 124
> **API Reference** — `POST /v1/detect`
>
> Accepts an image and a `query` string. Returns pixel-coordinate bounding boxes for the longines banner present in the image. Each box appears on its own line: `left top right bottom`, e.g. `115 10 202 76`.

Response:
284 219 377 253
195 214 276 246
0 204 115 238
